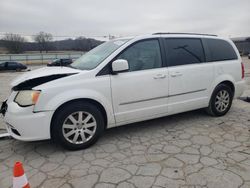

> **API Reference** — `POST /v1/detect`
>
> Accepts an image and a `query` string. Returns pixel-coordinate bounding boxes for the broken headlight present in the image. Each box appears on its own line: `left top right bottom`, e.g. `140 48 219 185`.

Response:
14 90 41 107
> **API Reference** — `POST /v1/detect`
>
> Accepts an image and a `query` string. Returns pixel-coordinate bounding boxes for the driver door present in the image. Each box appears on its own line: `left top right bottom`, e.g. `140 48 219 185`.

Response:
110 39 169 124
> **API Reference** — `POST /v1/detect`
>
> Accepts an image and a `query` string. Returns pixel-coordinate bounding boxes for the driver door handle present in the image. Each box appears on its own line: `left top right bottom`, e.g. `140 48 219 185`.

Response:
154 74 166 79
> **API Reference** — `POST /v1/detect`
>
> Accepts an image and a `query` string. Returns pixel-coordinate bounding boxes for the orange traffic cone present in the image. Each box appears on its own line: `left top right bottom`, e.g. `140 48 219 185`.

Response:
13 161 30 188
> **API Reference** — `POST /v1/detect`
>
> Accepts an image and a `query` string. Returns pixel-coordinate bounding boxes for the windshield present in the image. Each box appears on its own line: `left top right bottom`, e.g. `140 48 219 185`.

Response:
71 39 129 70
53 59 59 62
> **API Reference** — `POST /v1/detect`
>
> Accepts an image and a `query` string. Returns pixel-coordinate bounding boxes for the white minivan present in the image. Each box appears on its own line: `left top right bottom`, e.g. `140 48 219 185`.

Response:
1 33 246 150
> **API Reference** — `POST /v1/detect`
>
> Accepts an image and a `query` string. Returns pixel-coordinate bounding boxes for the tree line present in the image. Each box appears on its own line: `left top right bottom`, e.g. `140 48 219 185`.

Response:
0 32 103 54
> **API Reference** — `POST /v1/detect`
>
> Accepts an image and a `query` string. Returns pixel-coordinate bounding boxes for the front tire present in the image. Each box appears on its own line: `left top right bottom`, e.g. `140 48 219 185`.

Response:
52 101 104 150
206 84 233 116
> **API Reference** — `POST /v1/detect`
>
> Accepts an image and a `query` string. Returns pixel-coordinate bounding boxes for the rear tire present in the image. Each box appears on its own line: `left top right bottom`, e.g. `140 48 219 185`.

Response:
206 84 233 116
51 101 105 150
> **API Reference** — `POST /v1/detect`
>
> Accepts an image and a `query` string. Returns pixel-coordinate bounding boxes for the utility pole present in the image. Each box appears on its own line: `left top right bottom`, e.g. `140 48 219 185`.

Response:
108 34 115 40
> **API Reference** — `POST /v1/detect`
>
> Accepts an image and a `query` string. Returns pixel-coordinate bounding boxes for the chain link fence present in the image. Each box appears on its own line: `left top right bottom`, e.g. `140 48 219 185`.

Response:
0 52 85 65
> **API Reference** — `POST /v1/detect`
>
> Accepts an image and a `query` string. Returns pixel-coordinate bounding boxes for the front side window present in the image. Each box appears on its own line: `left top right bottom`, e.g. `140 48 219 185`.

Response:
165 38 205 66
117 39 162 72
205 38 238 62
71 39 129 70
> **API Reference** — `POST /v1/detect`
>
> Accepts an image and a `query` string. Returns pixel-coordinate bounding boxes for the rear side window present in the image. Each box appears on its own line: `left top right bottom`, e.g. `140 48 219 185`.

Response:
164 38 205 66
205 38 237 62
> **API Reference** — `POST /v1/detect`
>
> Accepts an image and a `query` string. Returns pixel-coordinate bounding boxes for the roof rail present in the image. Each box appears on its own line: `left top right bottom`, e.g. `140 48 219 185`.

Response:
153 32 217 37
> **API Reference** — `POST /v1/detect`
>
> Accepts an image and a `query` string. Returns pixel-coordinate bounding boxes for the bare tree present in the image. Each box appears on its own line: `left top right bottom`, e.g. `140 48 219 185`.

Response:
75 37 97 51
3 33 26 53
75 36 87 51
33 31 53 53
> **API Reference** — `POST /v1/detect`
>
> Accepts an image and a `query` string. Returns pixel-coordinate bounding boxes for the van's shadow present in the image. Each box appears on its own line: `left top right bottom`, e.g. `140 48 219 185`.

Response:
7 109 209 154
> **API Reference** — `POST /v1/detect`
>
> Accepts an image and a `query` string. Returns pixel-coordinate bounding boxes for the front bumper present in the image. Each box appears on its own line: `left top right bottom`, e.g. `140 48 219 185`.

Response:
2 93 54 141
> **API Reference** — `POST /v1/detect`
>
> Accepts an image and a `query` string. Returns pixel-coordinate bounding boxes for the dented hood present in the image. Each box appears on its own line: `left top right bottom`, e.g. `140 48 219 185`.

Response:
11 66 81 88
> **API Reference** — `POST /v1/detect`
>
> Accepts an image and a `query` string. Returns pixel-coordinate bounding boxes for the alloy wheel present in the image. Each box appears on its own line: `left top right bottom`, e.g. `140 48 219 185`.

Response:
215 90 230 112
62 111 97 144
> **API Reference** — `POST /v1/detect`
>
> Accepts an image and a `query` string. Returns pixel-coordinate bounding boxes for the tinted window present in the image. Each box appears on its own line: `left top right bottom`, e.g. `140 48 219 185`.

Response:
8 62 17 66
205 38 237 61
62 59 72 63
117 39 162 72
165 38 205 66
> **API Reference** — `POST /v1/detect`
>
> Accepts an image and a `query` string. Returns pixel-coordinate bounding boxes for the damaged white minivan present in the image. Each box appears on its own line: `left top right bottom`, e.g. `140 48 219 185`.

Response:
1 33 246 150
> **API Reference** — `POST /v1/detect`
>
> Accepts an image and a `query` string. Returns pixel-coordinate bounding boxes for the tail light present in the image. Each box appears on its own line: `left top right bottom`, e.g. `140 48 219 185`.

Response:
241 62 245 79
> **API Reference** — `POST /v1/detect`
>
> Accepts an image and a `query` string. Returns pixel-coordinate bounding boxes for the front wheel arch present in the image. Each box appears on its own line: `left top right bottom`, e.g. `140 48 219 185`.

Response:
50 98 107 139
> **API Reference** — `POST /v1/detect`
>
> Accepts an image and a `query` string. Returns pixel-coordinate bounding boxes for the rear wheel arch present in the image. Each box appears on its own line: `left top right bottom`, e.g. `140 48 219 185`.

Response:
216 80 235 96
50 98 108 138
209 80 235 105
207 81 234 116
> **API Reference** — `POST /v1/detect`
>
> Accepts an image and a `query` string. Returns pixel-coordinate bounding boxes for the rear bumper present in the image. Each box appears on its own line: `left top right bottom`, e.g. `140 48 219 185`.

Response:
235 80 246 98
3 100 53 141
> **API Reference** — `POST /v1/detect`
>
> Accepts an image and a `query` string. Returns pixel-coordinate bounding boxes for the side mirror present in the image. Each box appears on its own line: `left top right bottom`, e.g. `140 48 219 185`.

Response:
112 59 129 74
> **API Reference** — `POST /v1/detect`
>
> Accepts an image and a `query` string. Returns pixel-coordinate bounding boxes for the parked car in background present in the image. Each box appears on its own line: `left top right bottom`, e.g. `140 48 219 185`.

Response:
1 33 246 150
47 58 73 67
0 61 27 71
248 53 250 59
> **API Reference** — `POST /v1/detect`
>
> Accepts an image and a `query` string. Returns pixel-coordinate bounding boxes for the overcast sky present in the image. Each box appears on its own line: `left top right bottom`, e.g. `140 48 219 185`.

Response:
0 0 249 40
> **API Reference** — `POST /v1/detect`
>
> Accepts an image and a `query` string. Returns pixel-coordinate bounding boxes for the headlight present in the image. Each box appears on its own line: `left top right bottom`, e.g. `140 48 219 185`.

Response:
14 90 41 107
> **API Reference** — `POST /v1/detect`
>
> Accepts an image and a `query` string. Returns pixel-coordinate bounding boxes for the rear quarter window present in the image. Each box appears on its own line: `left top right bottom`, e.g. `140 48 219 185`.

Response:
205 38 238 62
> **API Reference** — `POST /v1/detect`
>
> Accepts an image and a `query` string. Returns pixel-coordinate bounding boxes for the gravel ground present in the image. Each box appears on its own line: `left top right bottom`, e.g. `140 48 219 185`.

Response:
0 58 250 188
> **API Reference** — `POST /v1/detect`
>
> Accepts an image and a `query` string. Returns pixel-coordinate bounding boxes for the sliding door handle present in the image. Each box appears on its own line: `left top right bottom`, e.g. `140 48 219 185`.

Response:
170 72 182 77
